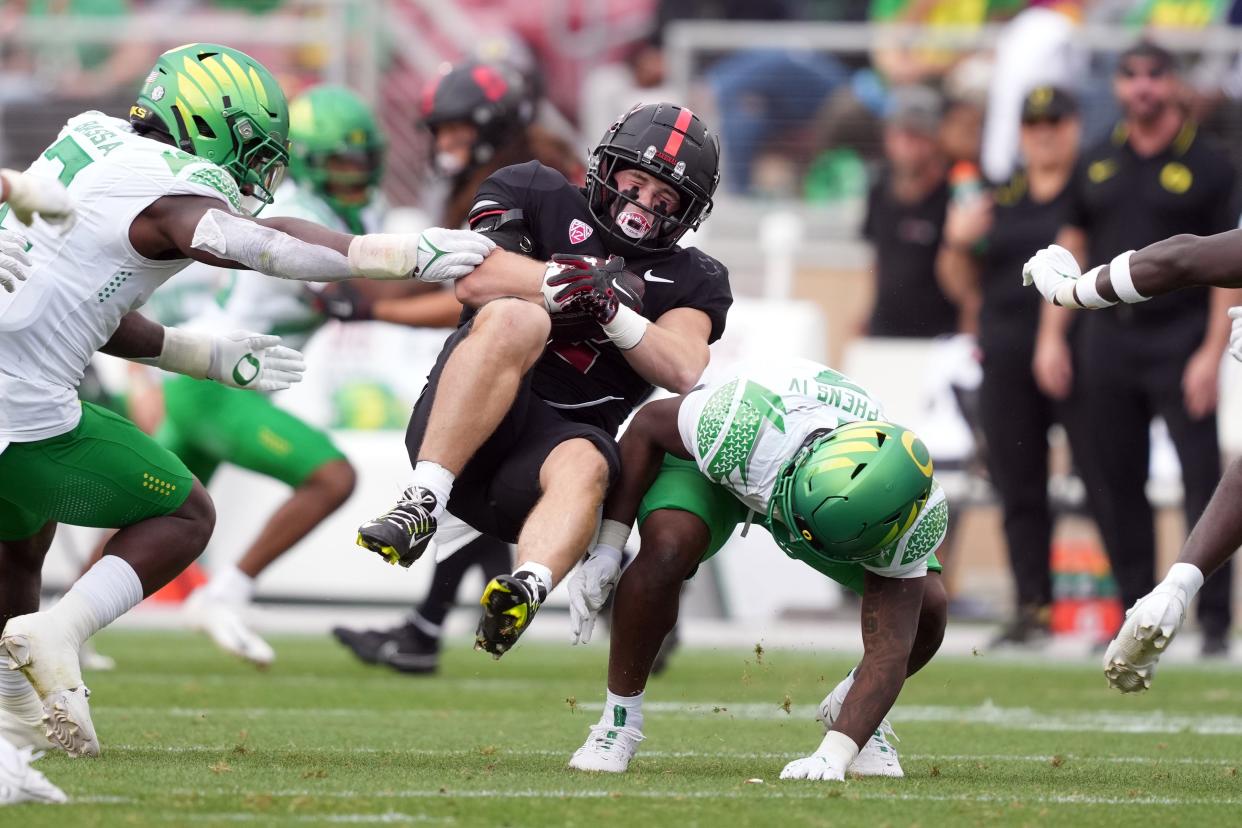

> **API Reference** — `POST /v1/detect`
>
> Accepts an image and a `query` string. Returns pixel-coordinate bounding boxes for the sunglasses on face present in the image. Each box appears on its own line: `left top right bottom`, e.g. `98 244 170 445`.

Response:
1022 115 1066 127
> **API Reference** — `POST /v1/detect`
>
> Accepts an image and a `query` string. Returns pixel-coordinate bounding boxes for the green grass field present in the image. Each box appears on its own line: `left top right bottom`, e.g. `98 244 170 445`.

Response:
11 628 1242 826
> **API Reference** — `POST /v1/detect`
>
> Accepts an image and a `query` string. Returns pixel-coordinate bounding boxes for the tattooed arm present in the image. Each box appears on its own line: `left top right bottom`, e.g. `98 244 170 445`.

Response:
831 571 927 747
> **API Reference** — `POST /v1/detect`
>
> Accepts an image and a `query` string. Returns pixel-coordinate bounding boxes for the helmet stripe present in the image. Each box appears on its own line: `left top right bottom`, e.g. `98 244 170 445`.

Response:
246 67 270 109
816 440 880 456
218 53 254 101
202 57 236 95
181 59 221 102
662 107 694 158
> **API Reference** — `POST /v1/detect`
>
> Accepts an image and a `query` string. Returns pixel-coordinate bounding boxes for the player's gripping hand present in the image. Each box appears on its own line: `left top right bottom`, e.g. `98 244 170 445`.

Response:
542 254 638 320
413 227 497 283
1022 244 1081 305
779 753 848 782
0 228 31 293
208 331 307 392
1102 582 1191 693
1 169 75 228
568 545 623 645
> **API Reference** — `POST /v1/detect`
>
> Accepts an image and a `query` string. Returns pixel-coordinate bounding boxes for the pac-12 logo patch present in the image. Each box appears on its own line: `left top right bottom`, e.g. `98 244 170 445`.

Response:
568 218 593 244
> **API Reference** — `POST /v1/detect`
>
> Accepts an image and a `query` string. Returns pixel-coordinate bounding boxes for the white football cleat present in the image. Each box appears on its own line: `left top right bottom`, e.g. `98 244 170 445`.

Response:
815 693 903 778
79 641 115 672
0 735 67 805
0 673 55 752
568 723 645 773
185 592 275 669
1103 583 1190 693
0 613 99 758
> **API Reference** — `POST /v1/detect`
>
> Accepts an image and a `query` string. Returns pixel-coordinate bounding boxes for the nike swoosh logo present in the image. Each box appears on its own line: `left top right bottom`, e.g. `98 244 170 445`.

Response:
643 269 674 284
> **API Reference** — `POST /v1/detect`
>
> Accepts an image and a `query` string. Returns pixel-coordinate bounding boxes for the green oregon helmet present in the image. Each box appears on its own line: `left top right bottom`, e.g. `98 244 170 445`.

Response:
129 43 290 214
769 420 935 565
287 84 385 232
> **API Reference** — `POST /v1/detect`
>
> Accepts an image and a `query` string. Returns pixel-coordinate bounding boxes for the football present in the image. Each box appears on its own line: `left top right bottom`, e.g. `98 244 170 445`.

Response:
548 267 645 342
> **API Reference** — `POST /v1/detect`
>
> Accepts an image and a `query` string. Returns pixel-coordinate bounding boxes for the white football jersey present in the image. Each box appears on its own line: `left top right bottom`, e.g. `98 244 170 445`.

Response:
678 358 946 578
0 112 240 443
180 179 345 352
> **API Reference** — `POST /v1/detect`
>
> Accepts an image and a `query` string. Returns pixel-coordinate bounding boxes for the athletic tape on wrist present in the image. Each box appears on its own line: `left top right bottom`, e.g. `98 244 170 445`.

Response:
1108 250 1147 304
597 518 632 553
1052 279 1084 309
816 730 861 767
156 326 213 379
1165 562 1206 598
348 234 417 280
602 304 650 350
1074 265 1117 309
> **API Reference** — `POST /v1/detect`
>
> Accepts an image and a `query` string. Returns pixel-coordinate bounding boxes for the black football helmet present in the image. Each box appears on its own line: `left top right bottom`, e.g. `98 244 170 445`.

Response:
421 60 535 171
586 102 720 255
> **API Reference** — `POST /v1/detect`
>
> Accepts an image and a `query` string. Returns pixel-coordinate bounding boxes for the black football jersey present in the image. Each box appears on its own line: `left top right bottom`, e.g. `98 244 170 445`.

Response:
465 160 733 434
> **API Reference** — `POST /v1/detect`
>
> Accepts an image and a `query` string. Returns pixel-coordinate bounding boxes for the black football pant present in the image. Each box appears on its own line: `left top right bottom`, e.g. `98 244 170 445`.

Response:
413 534 511 630
1073 317 1232 637
979 336 1056 610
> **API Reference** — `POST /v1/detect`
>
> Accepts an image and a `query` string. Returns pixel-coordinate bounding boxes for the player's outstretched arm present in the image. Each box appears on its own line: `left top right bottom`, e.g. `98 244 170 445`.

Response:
833 572 926 750
101 311 306 392
568 395 691 644
1024 229 1242 309
0 169 74 227
132 196 423 282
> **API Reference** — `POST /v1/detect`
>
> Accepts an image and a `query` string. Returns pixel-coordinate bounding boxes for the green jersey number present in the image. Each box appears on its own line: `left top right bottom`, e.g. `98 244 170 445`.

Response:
43 136 94 187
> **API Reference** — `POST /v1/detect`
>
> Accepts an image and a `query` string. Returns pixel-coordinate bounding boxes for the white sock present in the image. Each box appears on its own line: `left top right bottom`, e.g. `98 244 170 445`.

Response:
513 562 553 600
0 669 42 721
824 667 857 725
203 564 255 605
409 461 455 520
47 556 144 649
602 689 644 731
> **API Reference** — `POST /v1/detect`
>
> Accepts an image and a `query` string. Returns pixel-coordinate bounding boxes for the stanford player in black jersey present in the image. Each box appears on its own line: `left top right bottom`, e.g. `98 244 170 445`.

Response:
355 103 731 658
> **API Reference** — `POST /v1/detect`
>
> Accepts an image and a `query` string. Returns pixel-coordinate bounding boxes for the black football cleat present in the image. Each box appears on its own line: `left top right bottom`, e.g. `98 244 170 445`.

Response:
474 574 544 659
356 487 438 567
332 623 440 674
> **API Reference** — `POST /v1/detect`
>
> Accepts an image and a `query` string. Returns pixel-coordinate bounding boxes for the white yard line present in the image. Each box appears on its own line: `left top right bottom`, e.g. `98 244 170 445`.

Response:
96 700 1242 736
104 743 1240 767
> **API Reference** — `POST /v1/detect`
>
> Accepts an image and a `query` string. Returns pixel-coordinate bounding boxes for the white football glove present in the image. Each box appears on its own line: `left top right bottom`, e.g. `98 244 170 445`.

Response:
1 169 75 228
207 331 307 391
0 228 31 293
568 544 623 645
1102 581 1191 693
779 753 848 782
1022 244 1082 305
414 227 497 283
1227 307 1242 362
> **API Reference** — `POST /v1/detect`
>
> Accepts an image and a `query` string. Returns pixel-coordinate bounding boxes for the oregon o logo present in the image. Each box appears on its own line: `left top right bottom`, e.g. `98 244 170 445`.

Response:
232 353 261 386
901 430 934 478
1160 162 1192 194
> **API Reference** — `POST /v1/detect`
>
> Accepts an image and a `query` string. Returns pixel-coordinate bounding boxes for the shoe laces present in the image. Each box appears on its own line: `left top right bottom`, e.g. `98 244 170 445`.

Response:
378 487 437 534
584 722 645 752
870 718 899 746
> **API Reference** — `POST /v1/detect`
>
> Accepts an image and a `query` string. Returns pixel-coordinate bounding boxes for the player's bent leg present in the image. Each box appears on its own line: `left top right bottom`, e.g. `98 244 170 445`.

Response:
569 509 711 774
477 438 610 658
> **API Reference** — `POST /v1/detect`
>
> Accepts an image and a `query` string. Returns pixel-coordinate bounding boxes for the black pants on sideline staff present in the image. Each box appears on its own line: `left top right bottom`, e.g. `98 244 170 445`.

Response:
979 335 1057 610
1073 315 1232 637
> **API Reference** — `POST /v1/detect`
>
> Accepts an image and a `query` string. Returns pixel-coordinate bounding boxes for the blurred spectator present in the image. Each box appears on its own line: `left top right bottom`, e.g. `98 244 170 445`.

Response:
980 1 1085 183
938 87 1082 646
864 85 958 337
1040 41 1239 654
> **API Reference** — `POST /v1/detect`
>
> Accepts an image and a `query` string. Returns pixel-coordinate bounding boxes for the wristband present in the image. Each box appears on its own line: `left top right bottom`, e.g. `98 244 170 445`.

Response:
590 543 624 567
1164 562 1205 599
815 730 861 766
597 518 632 552
348 234 417 280
1108 250 1147 304
602 304 650 350
156 327 212 379
1073 265 1117 309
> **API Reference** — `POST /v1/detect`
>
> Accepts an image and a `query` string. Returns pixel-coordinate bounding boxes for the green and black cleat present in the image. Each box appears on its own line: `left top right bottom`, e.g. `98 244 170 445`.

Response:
475 574 545 659
356 487 438 568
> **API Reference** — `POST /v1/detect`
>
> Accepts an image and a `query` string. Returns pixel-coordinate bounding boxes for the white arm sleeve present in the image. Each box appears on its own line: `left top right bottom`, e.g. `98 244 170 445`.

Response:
191 208 354 283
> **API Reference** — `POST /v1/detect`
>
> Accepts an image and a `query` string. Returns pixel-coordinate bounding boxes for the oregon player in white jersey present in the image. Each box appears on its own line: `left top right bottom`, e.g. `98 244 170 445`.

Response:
565 358 950 780
0 43 434 759
169 85 386 667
